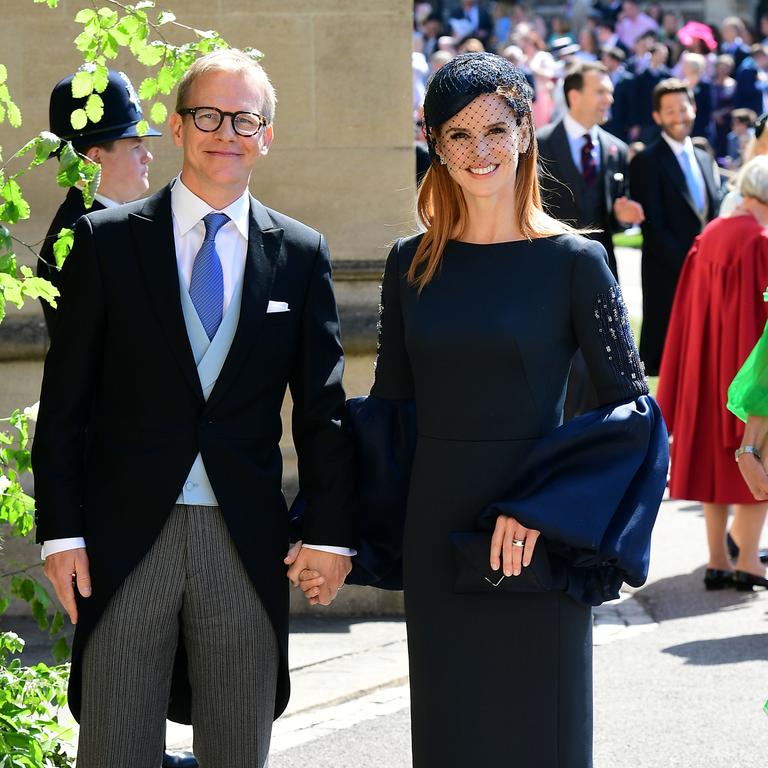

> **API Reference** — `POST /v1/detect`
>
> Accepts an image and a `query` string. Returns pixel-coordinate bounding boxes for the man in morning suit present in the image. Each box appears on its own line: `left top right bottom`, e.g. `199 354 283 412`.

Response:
630 78 721 375
537 61 645 418
32 49 357 768
38 70 159 336
537 61 644 278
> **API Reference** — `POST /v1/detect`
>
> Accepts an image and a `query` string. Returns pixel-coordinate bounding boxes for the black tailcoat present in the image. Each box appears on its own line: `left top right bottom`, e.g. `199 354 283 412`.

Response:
32 183 357 723
629 138 721 375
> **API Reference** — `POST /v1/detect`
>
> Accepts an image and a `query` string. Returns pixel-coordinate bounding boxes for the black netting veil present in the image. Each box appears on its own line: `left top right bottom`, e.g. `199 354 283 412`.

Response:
423 52 533 164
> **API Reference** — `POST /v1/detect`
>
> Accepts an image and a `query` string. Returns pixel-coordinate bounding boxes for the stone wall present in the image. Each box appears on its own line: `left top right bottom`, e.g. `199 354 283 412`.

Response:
0 0 415 616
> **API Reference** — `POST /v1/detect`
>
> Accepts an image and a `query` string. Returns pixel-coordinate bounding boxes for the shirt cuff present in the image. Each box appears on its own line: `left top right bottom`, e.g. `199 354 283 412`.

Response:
302 544 357 557
41 537 87 560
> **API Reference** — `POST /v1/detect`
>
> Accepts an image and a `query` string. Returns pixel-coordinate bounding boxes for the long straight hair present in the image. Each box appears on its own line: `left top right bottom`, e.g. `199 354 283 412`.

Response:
409 122 575 290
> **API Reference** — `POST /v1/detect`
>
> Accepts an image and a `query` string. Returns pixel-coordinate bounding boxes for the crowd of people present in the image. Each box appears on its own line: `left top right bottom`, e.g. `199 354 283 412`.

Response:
414 0 768 168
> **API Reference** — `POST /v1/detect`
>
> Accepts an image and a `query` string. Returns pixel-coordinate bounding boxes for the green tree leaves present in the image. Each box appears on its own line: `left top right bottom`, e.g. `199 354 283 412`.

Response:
52 228 74 269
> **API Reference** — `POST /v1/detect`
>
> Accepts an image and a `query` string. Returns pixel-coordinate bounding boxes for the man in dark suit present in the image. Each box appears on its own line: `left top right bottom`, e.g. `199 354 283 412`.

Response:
537 61 644 279
32 49 356 768
630 78 721 376
38 71 160 335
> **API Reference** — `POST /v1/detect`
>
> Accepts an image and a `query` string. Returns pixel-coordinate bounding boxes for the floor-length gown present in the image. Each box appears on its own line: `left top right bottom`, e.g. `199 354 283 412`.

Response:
371 233 648 768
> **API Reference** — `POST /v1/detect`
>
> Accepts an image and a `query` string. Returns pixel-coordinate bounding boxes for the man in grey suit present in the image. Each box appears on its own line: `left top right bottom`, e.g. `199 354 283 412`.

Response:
537 61 644 279
33 49 356 767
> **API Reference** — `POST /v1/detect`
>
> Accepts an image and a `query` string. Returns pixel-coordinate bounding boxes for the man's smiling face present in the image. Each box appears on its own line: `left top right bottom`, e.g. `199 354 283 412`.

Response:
170 67 273 201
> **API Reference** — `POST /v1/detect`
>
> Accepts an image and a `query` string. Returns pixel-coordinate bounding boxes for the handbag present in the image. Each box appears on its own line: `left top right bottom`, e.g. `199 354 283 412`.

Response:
450 532 567 594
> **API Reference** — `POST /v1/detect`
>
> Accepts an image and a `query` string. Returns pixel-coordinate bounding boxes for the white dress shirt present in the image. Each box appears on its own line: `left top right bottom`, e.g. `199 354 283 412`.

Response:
661 132 706 211
43 175 354 558
563 112 600 175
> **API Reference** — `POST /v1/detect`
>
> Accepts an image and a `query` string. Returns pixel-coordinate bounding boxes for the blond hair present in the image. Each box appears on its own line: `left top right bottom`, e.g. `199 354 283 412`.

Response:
175 49 277 123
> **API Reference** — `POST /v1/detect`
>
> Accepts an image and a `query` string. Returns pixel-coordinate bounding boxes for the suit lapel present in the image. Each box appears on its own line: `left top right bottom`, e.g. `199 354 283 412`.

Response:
205 198 284 410
658 139 700 218
694 147 719 218
598 129 612 214
551 121 586 200
129 184 204 403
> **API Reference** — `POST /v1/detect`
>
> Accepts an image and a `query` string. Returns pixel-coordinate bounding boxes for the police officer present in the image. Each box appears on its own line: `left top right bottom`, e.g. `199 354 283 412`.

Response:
39 70 198 768
39 69 160 335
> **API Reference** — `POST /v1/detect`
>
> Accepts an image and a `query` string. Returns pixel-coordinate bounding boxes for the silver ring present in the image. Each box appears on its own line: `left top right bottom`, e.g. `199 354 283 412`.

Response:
511 538 526 548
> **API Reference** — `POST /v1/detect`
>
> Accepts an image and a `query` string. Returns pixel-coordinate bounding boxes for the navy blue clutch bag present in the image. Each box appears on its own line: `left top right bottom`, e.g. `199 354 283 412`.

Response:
450 532 567 593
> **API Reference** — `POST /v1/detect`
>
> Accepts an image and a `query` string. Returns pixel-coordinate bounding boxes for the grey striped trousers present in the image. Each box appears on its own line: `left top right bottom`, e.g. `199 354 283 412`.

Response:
77 504 277 768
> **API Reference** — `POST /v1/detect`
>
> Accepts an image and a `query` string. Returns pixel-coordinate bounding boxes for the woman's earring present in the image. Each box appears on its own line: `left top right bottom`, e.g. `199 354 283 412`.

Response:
438 154 447 165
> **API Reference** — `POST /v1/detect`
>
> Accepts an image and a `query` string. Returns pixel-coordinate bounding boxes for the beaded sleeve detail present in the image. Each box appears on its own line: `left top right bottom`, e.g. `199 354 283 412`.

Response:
593 286 648 398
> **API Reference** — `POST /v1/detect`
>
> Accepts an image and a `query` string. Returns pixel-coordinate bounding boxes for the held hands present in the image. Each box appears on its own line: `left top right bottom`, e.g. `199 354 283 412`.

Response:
613 196 645 226
43 547 91 624
490 515 540 577
285 542 351 606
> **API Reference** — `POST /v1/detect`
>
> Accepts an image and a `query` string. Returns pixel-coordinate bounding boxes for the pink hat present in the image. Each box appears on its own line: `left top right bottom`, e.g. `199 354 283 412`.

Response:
677 21 717 52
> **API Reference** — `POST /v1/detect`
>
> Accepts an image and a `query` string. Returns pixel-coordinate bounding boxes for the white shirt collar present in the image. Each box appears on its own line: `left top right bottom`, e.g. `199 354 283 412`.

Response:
563 112 598 143
661 131 694 158
171 174 251 241
93 193 119 209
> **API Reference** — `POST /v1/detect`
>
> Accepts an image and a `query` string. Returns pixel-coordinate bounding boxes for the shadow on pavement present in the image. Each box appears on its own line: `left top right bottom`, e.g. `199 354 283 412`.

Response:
636 566 765 623
663 632 768 665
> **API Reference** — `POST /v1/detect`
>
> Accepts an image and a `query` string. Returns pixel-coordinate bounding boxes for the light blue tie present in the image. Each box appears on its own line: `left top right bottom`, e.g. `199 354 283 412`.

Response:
189 212 229 340
679 151 705 213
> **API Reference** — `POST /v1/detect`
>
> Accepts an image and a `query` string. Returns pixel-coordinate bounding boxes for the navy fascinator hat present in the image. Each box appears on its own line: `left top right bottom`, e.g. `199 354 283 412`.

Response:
422 52 533 161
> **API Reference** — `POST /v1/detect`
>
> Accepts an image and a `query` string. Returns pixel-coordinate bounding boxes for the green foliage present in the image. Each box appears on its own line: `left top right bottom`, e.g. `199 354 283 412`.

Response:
52 228 74 269
0 632 73 767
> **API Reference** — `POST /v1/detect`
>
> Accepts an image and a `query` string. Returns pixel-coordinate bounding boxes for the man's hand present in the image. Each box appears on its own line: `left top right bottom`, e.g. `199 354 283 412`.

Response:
43 547 91 624
285 545 351 606
613 196 645 225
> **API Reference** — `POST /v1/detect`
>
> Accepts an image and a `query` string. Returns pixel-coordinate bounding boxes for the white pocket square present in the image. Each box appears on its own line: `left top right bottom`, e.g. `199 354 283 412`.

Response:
267 300 290 313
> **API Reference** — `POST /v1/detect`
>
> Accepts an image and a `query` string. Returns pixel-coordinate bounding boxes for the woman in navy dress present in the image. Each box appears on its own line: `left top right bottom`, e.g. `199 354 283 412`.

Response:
306 53 650 767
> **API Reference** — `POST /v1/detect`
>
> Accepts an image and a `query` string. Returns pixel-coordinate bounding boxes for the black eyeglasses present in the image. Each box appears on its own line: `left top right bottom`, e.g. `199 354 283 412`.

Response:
178 106 268 137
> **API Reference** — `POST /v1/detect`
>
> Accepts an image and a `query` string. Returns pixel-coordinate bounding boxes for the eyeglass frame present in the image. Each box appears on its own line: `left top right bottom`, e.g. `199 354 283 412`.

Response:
177 106 269 137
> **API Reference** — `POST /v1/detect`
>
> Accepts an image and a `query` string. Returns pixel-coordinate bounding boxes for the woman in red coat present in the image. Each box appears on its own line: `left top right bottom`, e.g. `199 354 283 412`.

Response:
658 155 768 590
